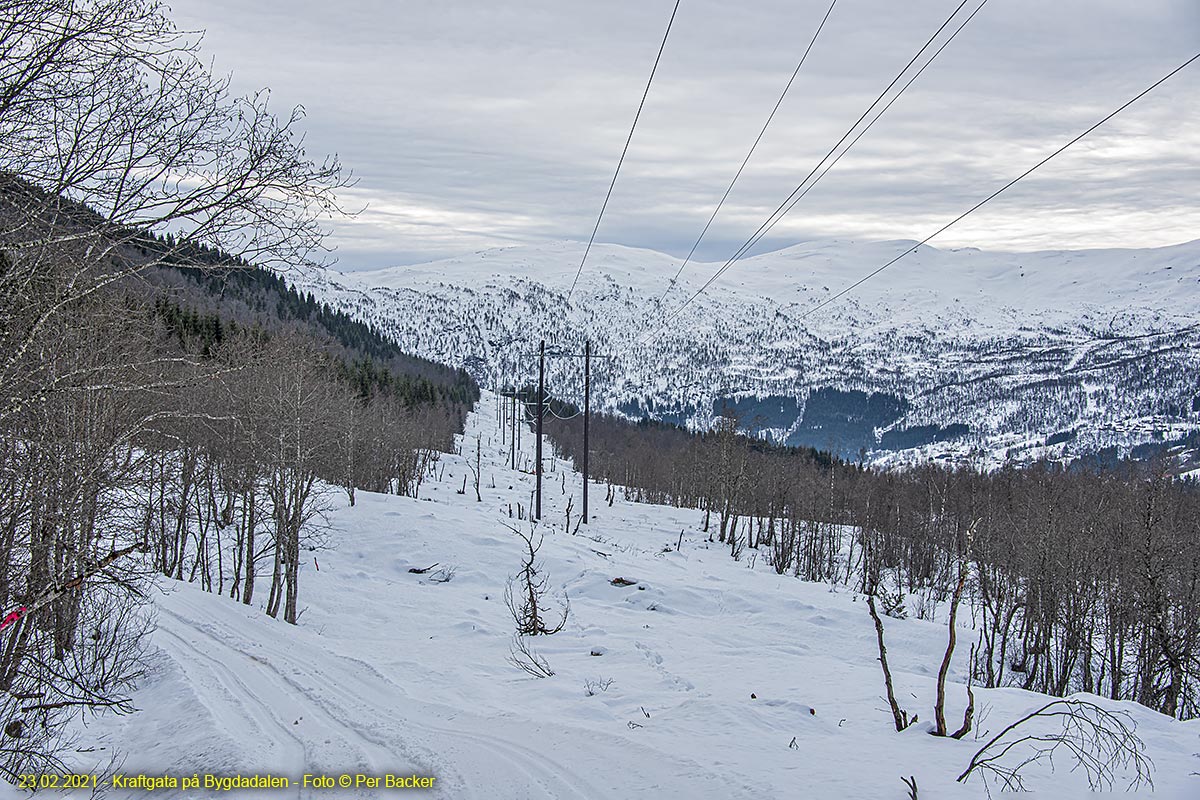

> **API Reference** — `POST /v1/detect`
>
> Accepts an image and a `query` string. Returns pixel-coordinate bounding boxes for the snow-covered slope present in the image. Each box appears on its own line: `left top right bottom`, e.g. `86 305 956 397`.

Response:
297 238 1200 467
70 397 1200 798
344 238 1200 334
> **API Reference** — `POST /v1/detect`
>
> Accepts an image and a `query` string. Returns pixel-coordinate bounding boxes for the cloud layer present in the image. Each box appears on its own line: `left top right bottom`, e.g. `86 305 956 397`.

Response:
168 0 1200 269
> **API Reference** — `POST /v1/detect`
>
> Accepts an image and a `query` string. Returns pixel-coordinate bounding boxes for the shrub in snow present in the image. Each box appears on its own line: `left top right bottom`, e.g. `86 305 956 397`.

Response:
503 523 569 636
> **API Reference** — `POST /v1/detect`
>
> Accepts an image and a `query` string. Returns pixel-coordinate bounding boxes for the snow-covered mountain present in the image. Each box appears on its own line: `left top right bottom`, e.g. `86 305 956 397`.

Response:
297 238 1200 467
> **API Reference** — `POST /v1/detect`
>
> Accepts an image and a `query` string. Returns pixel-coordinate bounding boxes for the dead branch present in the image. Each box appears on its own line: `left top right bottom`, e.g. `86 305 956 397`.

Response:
957 698 1154 791
507 635 554 678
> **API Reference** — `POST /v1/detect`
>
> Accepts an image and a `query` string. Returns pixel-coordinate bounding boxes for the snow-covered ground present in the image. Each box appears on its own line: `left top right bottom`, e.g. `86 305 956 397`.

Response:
66 395 1200 798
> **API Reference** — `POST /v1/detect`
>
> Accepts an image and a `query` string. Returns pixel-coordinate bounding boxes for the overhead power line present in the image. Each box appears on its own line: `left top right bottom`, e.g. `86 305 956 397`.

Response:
546 403 584 421
640 0 988 342
567 0 683 302
656 0 839 305
794 49 1200 323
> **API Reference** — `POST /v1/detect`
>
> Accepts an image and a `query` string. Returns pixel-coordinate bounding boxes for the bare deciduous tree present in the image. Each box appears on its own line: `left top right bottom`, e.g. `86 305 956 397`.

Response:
866 592 916 733
0 0 354 778
503 523 568 636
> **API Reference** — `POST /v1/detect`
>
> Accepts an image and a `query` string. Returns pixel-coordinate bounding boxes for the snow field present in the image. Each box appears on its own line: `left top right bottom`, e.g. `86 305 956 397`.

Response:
68 394 1200 799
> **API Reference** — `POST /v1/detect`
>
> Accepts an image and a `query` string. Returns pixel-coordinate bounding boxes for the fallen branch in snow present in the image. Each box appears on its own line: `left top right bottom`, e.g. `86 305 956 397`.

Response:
507 635 554 678
408 563 439 575
957 698 1153 792
429 566 456 584
20 698 125 713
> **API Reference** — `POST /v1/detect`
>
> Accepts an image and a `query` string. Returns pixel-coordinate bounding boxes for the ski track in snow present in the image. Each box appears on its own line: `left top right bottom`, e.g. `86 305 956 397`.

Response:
150 585 758 800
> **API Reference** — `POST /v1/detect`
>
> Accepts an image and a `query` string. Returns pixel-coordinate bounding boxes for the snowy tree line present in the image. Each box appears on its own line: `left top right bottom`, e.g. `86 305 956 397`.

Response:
137 329 465 617
543 409 1200 721
0 0 472 779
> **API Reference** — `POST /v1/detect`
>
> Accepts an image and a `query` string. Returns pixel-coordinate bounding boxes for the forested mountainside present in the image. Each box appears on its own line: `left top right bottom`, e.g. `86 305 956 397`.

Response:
0 176 477 406
139 255 479 407
0 172 475 778
298 238 1200 470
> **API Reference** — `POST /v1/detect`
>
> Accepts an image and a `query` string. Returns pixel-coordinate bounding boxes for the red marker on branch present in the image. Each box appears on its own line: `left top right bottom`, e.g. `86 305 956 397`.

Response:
0 542 144 635
1 606 27 631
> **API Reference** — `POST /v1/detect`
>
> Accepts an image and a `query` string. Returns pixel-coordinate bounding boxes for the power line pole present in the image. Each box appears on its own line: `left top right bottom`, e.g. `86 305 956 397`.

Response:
533 343 613 524
536 340 544 521
583 340 590 525
510 390 516 470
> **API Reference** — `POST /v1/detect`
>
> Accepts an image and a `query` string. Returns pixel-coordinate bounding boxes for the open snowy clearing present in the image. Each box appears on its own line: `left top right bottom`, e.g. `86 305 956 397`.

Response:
60 395 1200 799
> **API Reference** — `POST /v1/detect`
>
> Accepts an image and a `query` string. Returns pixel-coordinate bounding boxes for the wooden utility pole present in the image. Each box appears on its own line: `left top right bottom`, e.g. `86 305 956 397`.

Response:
583 340 590 524
533 342 612 524
509 391 516 470
535 340 545 520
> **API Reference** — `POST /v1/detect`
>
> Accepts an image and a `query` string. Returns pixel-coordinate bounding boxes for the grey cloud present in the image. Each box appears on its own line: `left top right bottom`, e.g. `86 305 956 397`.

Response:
169 0 1200 268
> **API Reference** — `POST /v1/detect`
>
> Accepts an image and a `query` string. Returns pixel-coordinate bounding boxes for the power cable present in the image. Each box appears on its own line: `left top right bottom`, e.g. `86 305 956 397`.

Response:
656 0 839 305
640 0 987 342
567 0 683 302
793 50 1200 323
546 404 585 421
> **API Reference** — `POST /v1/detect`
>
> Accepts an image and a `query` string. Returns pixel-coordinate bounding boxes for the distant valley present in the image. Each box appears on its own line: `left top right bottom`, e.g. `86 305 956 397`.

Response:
298 238 1200 469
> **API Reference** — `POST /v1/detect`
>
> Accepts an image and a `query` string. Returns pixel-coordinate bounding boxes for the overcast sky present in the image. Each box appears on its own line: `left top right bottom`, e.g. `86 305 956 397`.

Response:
167 0 1200 270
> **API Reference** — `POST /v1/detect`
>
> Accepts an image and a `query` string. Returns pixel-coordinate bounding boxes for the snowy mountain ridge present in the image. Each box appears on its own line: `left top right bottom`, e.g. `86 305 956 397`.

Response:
297 238 1200 468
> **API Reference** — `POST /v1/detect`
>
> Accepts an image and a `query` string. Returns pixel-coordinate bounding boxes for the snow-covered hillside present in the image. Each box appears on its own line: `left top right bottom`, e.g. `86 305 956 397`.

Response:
70 396 1200 798
296 238 1200 468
